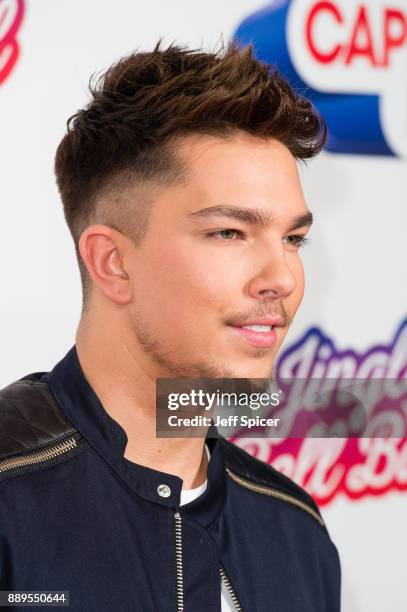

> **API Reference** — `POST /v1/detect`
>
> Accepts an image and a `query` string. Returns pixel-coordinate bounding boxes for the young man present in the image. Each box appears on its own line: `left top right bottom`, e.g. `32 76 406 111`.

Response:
0 41 341 611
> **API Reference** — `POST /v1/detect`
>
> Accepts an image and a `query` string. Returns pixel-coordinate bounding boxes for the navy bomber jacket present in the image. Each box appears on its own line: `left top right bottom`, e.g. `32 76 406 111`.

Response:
0 346 341 611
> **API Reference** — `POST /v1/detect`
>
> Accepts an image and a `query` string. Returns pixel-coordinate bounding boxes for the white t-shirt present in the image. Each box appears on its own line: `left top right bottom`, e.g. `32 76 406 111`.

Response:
180 444 234 612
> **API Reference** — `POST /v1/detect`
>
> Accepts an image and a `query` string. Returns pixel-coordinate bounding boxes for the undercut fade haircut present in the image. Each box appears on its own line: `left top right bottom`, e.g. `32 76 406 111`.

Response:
54 39 327 313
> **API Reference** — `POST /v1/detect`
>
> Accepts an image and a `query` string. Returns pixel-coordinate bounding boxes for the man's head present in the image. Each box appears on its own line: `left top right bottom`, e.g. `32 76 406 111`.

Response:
55 40 326 379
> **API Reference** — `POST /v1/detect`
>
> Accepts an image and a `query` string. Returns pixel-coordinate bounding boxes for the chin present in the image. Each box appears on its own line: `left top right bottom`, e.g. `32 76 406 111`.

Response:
225 358 276 380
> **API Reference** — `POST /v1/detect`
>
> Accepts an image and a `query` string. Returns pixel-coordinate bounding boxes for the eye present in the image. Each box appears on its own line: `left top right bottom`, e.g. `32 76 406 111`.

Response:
206 229 244 241
283 234 310 250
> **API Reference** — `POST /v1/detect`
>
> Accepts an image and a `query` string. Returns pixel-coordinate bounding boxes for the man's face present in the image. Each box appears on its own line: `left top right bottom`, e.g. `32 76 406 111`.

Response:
125 132 312 379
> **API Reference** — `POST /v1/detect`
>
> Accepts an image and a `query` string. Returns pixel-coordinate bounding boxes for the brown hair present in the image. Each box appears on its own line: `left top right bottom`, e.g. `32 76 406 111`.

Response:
55 39 327 312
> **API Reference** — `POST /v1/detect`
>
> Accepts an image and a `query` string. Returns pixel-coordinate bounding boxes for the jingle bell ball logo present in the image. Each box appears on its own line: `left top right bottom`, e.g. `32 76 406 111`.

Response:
232 318 407 506
234 0 407 157
0 0 25 86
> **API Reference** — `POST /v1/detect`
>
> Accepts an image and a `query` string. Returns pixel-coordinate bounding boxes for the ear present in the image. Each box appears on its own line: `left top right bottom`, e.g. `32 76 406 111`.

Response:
78 224 132 305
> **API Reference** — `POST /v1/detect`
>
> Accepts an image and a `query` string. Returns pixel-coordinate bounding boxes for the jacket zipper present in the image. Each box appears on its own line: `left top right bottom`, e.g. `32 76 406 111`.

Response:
225 467 325 527
174 509 243 611
174 510 184 611
0 433 87 479
220 563 243 611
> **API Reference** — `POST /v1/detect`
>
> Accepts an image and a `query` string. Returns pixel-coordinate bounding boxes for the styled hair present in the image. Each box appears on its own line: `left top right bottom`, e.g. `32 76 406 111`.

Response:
54 39 327 312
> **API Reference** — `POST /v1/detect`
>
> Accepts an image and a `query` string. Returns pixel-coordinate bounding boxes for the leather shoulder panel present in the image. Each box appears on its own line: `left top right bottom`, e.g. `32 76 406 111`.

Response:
220 436 323 523
0 379 77 460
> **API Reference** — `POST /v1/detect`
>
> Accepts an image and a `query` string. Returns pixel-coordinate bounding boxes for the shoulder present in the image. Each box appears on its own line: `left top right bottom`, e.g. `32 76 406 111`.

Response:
0 376 86 481
219 436 325 529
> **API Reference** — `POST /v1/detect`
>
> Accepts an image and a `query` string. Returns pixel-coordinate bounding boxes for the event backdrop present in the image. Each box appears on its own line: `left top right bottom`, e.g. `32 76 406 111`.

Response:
1 1 406 611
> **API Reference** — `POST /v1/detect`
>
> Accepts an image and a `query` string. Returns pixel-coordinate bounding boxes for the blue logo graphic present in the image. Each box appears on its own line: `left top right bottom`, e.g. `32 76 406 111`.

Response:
234 1 407 156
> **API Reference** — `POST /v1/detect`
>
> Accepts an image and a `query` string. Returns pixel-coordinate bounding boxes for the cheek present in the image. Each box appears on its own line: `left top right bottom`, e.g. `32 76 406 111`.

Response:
174 266 236 325
131 244 236 328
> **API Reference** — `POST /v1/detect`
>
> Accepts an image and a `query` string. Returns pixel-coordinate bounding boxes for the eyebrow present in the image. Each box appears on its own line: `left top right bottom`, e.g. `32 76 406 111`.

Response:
188 205 313 232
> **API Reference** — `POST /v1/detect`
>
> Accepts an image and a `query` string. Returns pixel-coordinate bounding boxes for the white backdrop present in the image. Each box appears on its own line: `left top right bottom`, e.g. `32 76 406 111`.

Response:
0 1 406 611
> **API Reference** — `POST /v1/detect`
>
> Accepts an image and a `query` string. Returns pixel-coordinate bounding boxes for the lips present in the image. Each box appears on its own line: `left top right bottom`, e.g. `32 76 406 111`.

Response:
231 316 285 328
227 315 284 349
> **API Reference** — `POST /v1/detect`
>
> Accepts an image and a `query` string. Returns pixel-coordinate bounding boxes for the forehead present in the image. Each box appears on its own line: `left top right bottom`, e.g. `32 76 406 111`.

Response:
177 133 305 205
149 132 309 225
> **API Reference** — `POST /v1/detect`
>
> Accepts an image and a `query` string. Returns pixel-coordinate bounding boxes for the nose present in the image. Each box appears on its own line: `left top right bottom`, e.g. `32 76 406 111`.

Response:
245 250 298 301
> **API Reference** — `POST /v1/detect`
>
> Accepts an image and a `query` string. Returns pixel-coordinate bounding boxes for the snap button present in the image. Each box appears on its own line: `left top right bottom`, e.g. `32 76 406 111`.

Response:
157 483 171 498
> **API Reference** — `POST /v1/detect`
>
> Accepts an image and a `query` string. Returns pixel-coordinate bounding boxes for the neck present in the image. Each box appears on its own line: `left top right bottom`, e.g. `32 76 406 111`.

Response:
75 313 209 489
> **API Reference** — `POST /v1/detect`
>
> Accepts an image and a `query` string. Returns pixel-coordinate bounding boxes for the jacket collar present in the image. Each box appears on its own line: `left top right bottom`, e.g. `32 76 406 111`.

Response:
46 345 226 527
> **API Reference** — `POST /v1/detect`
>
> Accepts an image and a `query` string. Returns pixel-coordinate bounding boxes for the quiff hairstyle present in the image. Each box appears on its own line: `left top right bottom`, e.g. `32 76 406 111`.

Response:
55 39 327 313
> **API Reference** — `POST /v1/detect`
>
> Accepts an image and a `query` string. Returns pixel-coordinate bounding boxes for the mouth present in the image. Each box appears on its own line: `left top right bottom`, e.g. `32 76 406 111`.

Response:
227 318 283 349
